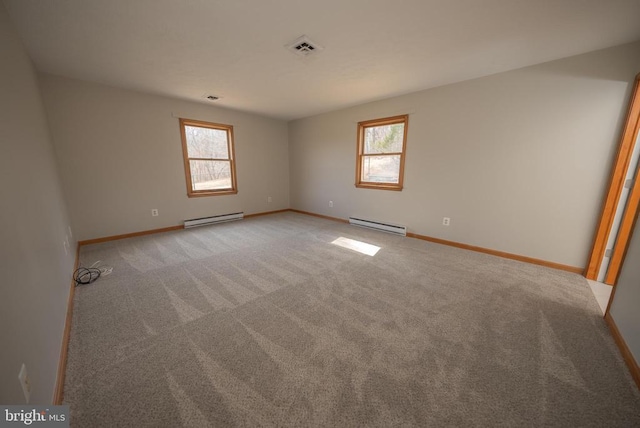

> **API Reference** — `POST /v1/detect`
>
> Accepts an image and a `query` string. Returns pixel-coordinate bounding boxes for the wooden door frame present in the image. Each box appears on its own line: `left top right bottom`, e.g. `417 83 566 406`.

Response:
585 73 640 282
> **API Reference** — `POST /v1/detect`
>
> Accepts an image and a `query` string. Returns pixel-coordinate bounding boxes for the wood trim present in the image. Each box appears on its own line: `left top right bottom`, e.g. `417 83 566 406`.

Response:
78 225 184 246
407 232 583 274
179 118 238 198
357 115 410 128
78 209 297 246
180 118 195 195
585 75 640 279
228 123 238 199
288 209 582 274
355 114 408 191
53 242 80 404
79 209 583 270
604 175 640 284
288 209 349 224
244 209 291 219
604 312 640 391
186 189 238 198
355 183 404 191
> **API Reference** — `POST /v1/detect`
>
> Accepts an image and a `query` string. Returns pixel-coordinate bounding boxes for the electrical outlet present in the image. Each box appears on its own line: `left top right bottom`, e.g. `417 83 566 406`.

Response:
442 217 450 226
151 209 159 217
329 201 333 208
18 364 30 403
267 196 272 203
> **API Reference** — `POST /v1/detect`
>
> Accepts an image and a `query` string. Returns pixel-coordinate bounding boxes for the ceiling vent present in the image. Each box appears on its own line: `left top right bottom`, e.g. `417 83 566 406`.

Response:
286 35 323 57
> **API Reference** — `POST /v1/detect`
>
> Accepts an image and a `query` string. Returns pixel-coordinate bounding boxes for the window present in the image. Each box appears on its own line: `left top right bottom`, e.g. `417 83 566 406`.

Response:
356 114 408 191
179 118 238 197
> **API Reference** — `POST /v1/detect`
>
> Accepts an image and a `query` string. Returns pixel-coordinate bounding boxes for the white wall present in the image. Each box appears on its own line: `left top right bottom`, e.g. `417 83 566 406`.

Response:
289 42 640 269
609 221 640 364
0 4 75 404
40 75 290 241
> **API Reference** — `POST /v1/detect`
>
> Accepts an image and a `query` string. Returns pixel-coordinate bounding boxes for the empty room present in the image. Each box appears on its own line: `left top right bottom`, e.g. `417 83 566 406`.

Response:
2 0 640 426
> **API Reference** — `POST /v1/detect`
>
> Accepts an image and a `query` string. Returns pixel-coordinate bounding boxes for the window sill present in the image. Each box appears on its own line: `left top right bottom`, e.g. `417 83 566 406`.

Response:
187 189 238 198
355 183 403 191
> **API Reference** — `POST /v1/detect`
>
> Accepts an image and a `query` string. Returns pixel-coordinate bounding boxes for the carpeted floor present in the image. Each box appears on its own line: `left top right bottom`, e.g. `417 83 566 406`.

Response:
64 212 640 427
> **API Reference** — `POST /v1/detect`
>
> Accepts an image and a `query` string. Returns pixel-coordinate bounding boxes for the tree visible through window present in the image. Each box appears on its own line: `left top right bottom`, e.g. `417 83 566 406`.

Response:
179 118 238 197
356 115 408 191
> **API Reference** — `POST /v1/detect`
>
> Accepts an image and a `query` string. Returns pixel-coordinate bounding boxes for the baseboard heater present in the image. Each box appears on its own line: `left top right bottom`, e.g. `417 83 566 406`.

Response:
184 212 244 228
348 217 407 236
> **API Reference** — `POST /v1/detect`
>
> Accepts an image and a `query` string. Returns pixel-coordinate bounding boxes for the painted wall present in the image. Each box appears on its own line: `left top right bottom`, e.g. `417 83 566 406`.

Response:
40 75 290 241
0 4 75 404
289 42 640 268
609 220 640 364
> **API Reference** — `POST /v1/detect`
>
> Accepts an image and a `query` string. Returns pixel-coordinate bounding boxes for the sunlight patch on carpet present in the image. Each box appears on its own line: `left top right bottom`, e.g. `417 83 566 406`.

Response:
331 237 380 256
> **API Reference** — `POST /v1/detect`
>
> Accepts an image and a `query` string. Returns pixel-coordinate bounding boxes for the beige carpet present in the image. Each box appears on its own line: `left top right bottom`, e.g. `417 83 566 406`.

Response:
64 212 640 426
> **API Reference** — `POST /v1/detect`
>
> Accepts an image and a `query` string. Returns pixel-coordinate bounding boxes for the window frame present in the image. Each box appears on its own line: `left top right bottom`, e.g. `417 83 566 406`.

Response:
355 114 409 191
179 118 238 197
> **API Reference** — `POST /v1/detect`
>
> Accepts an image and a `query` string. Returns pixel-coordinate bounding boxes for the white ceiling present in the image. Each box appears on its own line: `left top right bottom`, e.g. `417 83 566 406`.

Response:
5 0 640 120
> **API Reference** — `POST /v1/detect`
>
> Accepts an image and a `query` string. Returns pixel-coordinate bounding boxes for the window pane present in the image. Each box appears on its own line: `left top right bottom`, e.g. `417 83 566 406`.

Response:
361 155 401 183
189 160 232 190
184 126 229 159
363 123 404 154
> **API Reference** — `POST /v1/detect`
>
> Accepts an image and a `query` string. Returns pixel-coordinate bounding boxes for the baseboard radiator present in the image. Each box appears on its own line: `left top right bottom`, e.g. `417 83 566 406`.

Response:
348 217 407 236
184 212 244 228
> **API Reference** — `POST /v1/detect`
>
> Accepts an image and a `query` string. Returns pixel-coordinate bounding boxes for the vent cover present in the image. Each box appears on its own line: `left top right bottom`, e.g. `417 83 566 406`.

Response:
184 212 243 228
286 35 323 57
349 217 407 236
